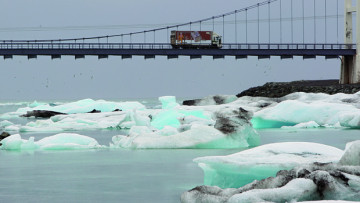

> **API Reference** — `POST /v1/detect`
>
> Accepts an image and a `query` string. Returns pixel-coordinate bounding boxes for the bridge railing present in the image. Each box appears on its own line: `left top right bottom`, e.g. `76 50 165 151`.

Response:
0 42 355 50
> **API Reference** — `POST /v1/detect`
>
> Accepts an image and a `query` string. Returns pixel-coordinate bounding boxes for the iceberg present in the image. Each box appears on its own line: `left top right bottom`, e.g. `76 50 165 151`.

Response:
182 140 360 203
18 111 128 132
194 142 343 188
181 163 360 203
111 124 255 149
111 102 259 149
0 133 103 151
252 100 360 129
1 98 146 119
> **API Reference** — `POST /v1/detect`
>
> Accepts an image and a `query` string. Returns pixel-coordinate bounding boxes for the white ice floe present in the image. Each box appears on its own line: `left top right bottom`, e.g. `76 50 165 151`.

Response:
0 98 145 119
19 111 128 132
252 100 360 129
111 124 256 149
0 133 104 151
194 142 343 188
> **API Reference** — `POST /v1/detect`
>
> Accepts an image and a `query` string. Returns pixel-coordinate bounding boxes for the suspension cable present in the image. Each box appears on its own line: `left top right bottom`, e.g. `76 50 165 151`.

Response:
4 0 279 43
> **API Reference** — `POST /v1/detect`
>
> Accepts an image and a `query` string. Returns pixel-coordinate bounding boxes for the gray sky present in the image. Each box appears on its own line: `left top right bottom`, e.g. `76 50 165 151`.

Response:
0 0 346 101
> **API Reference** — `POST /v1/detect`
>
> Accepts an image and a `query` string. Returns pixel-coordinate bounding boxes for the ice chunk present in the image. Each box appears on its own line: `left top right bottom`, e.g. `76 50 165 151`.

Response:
111 124 254 149
182 163 360 203
339 112 360 128
339 140 360 166
151 109 210 130
4 125 20 132
159 96 179 109
4 99 146 119
19 111 128 132
36 133 102 150
227 178 317 203
281 121 320 129
0 133 103 151
28 100 46 108
0 120 14 128
253 100 360 129
0 134 37 150
194 142 343 188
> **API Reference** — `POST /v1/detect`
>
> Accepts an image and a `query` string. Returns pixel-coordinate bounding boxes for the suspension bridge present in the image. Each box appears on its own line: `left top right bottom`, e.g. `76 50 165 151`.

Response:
1 0 360 84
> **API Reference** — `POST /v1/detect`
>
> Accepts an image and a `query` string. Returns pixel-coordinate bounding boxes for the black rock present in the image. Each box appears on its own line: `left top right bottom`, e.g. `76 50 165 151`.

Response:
182 99 198 106
237 80 360 98
21 110 66 118
0 132 11 146
88 109 101 113
112 109 122 112
183 95 237 106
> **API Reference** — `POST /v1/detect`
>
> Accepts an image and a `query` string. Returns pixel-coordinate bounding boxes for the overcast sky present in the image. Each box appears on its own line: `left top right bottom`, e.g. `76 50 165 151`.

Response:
0 0 348 101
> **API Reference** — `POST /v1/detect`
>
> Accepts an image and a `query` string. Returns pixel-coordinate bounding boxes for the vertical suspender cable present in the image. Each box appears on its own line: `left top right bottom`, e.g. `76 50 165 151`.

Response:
154 31 155 43
212 17 215 32
258 4 260 44
246 9 248 43
144 32 146 43
167 28 169 44
325 0 327 43
223 15 225 43
130 34 132 44
314 0 316 44
337 0 339 43
291 0 293 44
303 0 305 44
235 11 237 44
190 22 192 43
280 0 282 44
121 35 123 43
268 1 270 44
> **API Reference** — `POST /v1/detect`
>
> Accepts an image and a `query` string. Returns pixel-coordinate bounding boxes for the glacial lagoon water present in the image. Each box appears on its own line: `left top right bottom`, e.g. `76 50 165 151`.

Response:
0 100 360 202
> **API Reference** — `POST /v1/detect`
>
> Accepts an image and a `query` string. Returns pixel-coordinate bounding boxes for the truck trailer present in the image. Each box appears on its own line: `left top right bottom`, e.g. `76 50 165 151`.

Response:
170 31 222 49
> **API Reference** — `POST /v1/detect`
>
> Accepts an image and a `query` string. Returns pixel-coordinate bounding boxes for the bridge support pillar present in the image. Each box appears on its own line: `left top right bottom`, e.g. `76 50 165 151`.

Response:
340 0 360 84
341 55 360 84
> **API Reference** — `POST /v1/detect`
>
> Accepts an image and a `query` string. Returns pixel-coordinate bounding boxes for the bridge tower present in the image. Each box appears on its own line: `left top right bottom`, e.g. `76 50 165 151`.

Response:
341 0 360 84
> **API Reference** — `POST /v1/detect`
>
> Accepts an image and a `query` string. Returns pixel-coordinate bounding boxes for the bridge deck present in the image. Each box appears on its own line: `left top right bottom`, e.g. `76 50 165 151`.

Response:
0 43 356 57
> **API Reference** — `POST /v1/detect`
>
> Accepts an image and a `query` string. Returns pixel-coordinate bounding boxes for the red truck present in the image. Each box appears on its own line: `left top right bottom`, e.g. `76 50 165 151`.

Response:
170 31 222 49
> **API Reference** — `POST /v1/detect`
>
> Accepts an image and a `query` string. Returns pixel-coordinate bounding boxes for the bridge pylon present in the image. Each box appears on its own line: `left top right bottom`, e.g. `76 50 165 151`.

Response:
341 0 360 84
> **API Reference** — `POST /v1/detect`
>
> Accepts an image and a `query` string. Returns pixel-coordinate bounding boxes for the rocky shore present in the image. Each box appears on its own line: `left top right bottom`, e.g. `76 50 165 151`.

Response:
237 80 360 98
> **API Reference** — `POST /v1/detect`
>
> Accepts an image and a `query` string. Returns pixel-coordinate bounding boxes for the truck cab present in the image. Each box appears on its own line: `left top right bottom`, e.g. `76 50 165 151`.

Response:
211 33 222 48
